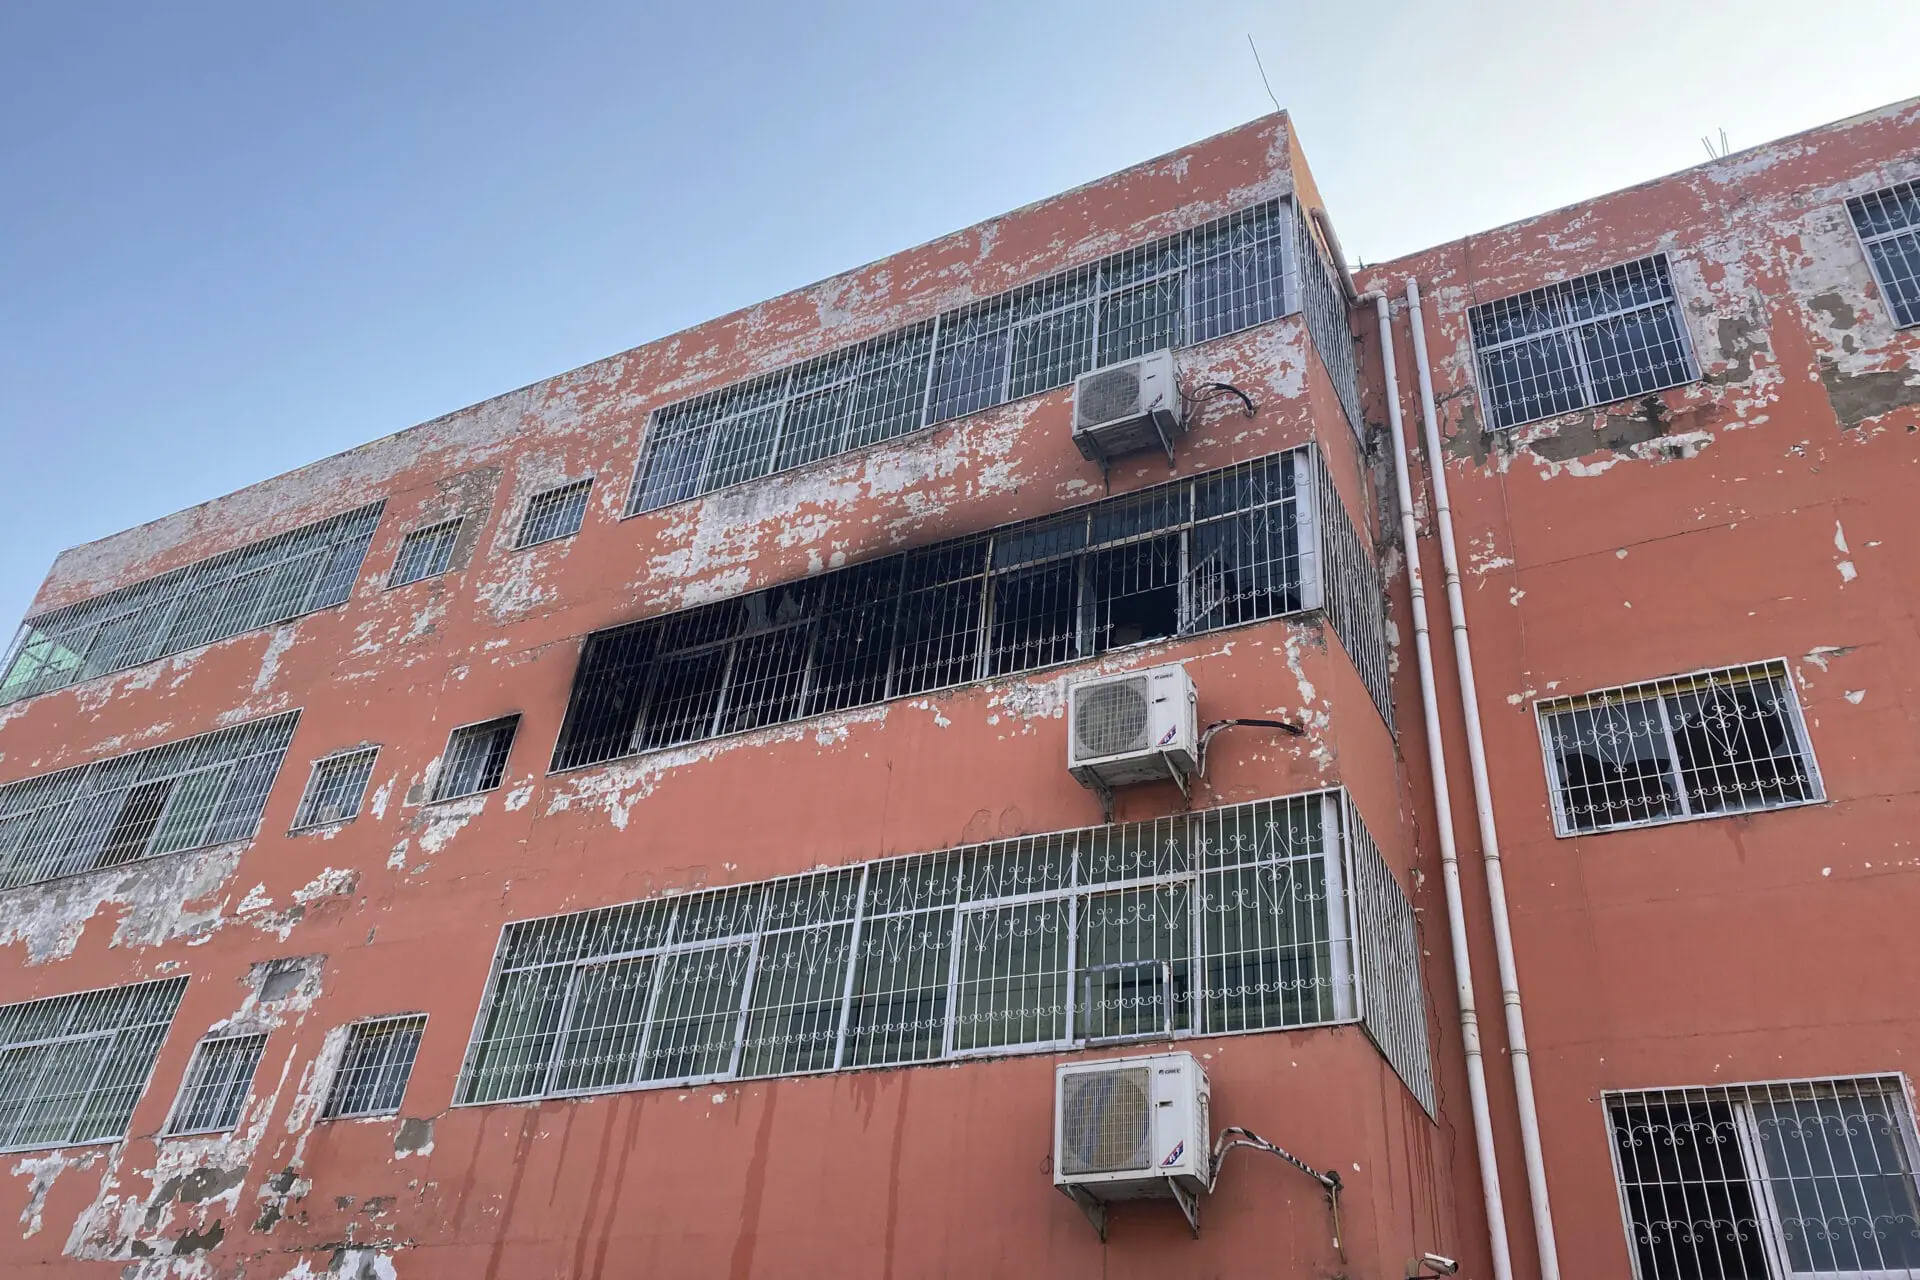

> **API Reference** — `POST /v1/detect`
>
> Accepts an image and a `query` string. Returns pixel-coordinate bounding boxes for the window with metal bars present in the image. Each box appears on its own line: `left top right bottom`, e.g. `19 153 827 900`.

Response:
453 788 1434 1112
387 518 462 587
1849 179 1920 328
557 450 1385 773
1536 660 1822 836
626 202 1302 514
1469 255 1698 431
0 503 383 705
515 479 592 549
0 978 186 1154
1607 1076 1920 1279
166 1032 267 1135
432 716 518 801
290 747 379 831
323 1016 426 1118
0 711 300 892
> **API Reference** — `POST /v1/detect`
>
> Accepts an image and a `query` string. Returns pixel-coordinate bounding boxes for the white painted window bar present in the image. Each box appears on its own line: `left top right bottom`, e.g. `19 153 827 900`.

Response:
166 1032 267 1136
1849 179 1920 328
323 1015 427 1119
515 479 593 549
387 518 463 587
290 746 380 831
0 978 187 1154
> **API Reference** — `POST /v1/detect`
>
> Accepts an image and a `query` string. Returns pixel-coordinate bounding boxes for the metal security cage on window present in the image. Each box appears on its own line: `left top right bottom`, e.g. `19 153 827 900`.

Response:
323 1015 427 1119
0 503 383 705
626 200 1335 515
167 1033 267 1136
387 519 463 587
515 480 592 549
1606 1075 1920 1279
0 978 187 1154
453 788 1433 1114
0 711 300 892
1536 660 1822 836
432 716 519 801
1470 255 1698 431
556 448 1392 774
1849 179 1920 328
290 747 379 831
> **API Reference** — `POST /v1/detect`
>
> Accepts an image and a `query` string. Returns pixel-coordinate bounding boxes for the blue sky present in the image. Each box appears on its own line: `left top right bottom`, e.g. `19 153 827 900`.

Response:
3 0 1916 630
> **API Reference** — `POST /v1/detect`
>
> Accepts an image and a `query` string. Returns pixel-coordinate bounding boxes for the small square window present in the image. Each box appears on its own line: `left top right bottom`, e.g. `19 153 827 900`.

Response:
1536 659 1822 836
167 1033 267 1135
388 519 462 587
433 716 519 801
516 480 592 549
323 1015 426 1118
291 747 379 830
1848 179 1920 328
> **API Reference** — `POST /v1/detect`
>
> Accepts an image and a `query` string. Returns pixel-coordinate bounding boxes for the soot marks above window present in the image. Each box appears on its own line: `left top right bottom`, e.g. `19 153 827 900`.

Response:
291 747 379 831
626 202 1300 515
433 717 519 802
0 712 300 892
1469 254 1698 431
1537 660 1821 836
515 480 592 549
168 1032 268 1136
1849 179 1920 328
554 453 1314 774
2 503 384 705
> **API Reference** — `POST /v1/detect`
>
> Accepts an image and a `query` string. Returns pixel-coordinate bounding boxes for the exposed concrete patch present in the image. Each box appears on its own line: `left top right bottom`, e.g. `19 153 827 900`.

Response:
0 843 244 964
1818 358 1920 427
393 1118 434 1159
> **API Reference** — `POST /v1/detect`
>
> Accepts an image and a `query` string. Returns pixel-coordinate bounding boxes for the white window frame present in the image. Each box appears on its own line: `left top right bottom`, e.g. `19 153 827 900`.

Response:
1846 178 1920 331
514 478 593 550
1534 658 1824 838
321 1014 428 1120
386 518 464 588
164 1031 268 1137
289 746 380 832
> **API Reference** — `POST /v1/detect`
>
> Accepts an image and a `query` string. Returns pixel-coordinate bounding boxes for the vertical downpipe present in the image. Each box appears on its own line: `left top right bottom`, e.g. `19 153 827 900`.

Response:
1405 279 1560 1280
1375 293 1514 1280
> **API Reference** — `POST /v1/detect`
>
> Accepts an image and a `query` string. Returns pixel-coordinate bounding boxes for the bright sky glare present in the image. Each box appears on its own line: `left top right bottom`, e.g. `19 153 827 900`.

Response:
2 0 1915 630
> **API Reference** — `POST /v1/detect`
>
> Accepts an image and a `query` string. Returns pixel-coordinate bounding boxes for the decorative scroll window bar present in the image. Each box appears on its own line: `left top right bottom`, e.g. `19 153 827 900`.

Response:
1 503 383 705
0 712 300 892
453 789 1434 1113
1606 1075 1920 1279
1536 660 1821 836
627 198 1360 514
167 1033 267 1135
290 747 379 831
387 519 462 587
0 978 187 1154
1469 254 1698 431
323 1016 427 1119
1849 179 1920 328
556 448 1389 774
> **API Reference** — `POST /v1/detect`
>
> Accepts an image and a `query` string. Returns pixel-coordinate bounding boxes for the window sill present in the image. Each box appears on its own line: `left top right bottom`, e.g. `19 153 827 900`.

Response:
1551 793 1827 839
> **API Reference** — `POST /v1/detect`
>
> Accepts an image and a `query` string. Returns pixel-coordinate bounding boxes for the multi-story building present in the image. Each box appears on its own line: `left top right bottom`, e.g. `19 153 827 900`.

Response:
0 93 1914 1280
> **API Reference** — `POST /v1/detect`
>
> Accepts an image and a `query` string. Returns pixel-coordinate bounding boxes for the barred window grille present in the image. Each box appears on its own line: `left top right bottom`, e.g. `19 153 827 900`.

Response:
627 201 1301 514
290 747 379 830
558 449 1388 773
0 978 186 1154
167 1032 267 1135
1470 255 1698 431
1537 660 1822 836
1295 210 1363 435
1607 1076 1920 1279
516 480 592 549
387 519 462 587
1849 180 1920 328
433 716 518 801
453 789 1433 1111
0 711 300 892
323 1016 426 1118
0 503 383 705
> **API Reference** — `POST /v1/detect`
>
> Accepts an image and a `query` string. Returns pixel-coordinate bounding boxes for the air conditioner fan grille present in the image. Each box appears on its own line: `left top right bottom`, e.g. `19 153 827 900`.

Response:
1061 1067 1153 1175
1077 365 1144 428
1075 679 1153 758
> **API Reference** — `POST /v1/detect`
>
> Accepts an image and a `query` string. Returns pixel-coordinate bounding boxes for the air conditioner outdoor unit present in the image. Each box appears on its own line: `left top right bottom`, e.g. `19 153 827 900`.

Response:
1054 1051 1211 1239
1067 663 1198 809
1071 349 1183 470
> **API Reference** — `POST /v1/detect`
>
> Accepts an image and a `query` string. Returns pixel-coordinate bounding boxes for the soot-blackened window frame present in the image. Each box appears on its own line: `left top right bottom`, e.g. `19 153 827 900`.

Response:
625 201 1325 515
1848 179 1920 329
554 451 1327 773
1535 659 1823 837
1 502 384 706
432 716 520 802
1469 254 1699 431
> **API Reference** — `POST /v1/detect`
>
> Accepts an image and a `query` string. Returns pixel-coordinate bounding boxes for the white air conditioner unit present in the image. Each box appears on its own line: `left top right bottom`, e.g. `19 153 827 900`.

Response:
1071 349 1183 470
1054 1050 1211 1238
1067 663 1197 811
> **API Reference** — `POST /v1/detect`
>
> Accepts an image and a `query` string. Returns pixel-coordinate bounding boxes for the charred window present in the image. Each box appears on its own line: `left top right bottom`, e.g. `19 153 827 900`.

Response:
555 453 1322 773
434 716 519 801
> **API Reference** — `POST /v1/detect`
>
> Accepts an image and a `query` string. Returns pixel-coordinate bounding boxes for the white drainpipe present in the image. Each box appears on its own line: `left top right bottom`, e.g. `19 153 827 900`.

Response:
1373 293 1515 1280
1404 279 1561 1280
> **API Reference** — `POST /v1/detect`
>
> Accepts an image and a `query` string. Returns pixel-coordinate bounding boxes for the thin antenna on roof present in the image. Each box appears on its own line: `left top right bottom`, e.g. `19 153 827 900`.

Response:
1701 127 1732 160
1247 34 1281 114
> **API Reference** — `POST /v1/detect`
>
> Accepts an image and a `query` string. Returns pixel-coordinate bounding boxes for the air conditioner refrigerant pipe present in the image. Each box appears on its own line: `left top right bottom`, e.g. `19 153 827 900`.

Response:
1404 279 1561 1280
1373 294 1515 1280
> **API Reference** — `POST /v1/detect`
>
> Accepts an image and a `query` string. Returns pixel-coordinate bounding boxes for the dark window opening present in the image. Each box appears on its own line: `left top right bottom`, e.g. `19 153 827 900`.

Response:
435 717 519 800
